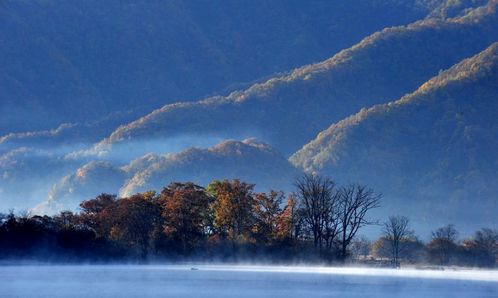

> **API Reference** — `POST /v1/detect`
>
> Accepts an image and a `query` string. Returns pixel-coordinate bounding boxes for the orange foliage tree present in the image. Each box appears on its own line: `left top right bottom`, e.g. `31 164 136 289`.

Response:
159 182 212 254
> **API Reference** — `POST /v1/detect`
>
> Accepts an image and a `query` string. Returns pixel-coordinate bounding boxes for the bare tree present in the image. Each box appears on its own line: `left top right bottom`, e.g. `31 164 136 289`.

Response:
432 224 458 242
462 228 498 267
337 184 381 260
322 192 341 251
294 173 336 251
428 224 459 265
383 215 412 267
472 228 498 258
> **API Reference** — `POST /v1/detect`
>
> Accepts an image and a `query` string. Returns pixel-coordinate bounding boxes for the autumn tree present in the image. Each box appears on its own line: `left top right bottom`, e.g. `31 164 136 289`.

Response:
159 182 212 254
79 193 117 237
107 193 161 259
208 179 255 244
252 190 285 244
276 195 299 241
80 193 117 214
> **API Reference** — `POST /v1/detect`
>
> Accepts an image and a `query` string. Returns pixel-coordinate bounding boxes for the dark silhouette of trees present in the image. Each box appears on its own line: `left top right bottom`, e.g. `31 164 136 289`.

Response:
294 173 337 252
293 175 380 261
462 228 498 267
382 215 412 267
427 224 459 265
336 184 381 260
0 177 494 267
371 235 426 264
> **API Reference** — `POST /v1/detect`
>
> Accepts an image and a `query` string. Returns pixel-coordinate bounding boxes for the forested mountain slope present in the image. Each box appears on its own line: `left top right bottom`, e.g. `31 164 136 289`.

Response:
290 43 498 232
94 0 498 158
0 0 431 133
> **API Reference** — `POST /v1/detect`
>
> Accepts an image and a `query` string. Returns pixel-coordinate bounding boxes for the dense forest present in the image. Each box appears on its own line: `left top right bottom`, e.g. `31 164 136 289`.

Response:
1 175 496 268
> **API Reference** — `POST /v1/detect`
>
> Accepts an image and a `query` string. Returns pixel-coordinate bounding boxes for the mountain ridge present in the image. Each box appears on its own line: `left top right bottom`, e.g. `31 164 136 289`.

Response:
1 0 432 133
290 43 498 232
90 0 498 158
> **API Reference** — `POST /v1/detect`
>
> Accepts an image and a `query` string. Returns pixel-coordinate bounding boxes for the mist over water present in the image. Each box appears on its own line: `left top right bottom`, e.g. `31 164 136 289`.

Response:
0 265 496 298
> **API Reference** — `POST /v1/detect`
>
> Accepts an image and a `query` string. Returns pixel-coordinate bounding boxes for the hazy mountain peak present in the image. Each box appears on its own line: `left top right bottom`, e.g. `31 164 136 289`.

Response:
33 160 127 214
121 153 162 173
117 139 299 198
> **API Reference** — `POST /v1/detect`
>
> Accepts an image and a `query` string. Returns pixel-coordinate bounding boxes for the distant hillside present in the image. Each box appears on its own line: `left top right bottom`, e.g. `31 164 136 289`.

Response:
0 147 79 210
33 161 127 214
35 139 300 214
94 0 498 158
290 43 498 232
120 139 300 196
0 0 431 133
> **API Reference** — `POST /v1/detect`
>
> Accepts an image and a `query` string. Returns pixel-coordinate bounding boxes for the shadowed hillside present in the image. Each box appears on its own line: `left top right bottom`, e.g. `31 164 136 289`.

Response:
0 0 432 133
290 43 498 233
92 0 498 158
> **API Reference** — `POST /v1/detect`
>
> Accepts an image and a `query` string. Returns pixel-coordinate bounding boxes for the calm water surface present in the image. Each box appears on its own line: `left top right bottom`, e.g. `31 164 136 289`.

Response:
0 265 497 298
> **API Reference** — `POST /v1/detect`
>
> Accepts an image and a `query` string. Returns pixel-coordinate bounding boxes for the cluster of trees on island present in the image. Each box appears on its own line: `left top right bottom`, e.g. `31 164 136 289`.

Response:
0 174 496 267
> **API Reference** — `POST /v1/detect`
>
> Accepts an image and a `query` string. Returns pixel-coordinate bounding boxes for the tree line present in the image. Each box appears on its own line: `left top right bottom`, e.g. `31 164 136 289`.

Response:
0 174 496 267
372 219 498 268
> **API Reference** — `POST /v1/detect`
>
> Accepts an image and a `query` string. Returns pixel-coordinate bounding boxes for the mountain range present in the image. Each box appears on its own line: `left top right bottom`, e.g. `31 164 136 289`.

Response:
91 0 498 158
0 0 433 134
1 0 497 236
291 42 498 231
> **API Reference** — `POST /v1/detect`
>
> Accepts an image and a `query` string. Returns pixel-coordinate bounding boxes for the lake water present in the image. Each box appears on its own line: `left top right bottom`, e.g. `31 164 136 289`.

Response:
0 265 497 297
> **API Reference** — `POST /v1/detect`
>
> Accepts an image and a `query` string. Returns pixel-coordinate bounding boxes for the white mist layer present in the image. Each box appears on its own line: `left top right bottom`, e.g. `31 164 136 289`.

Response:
179 265 498 282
